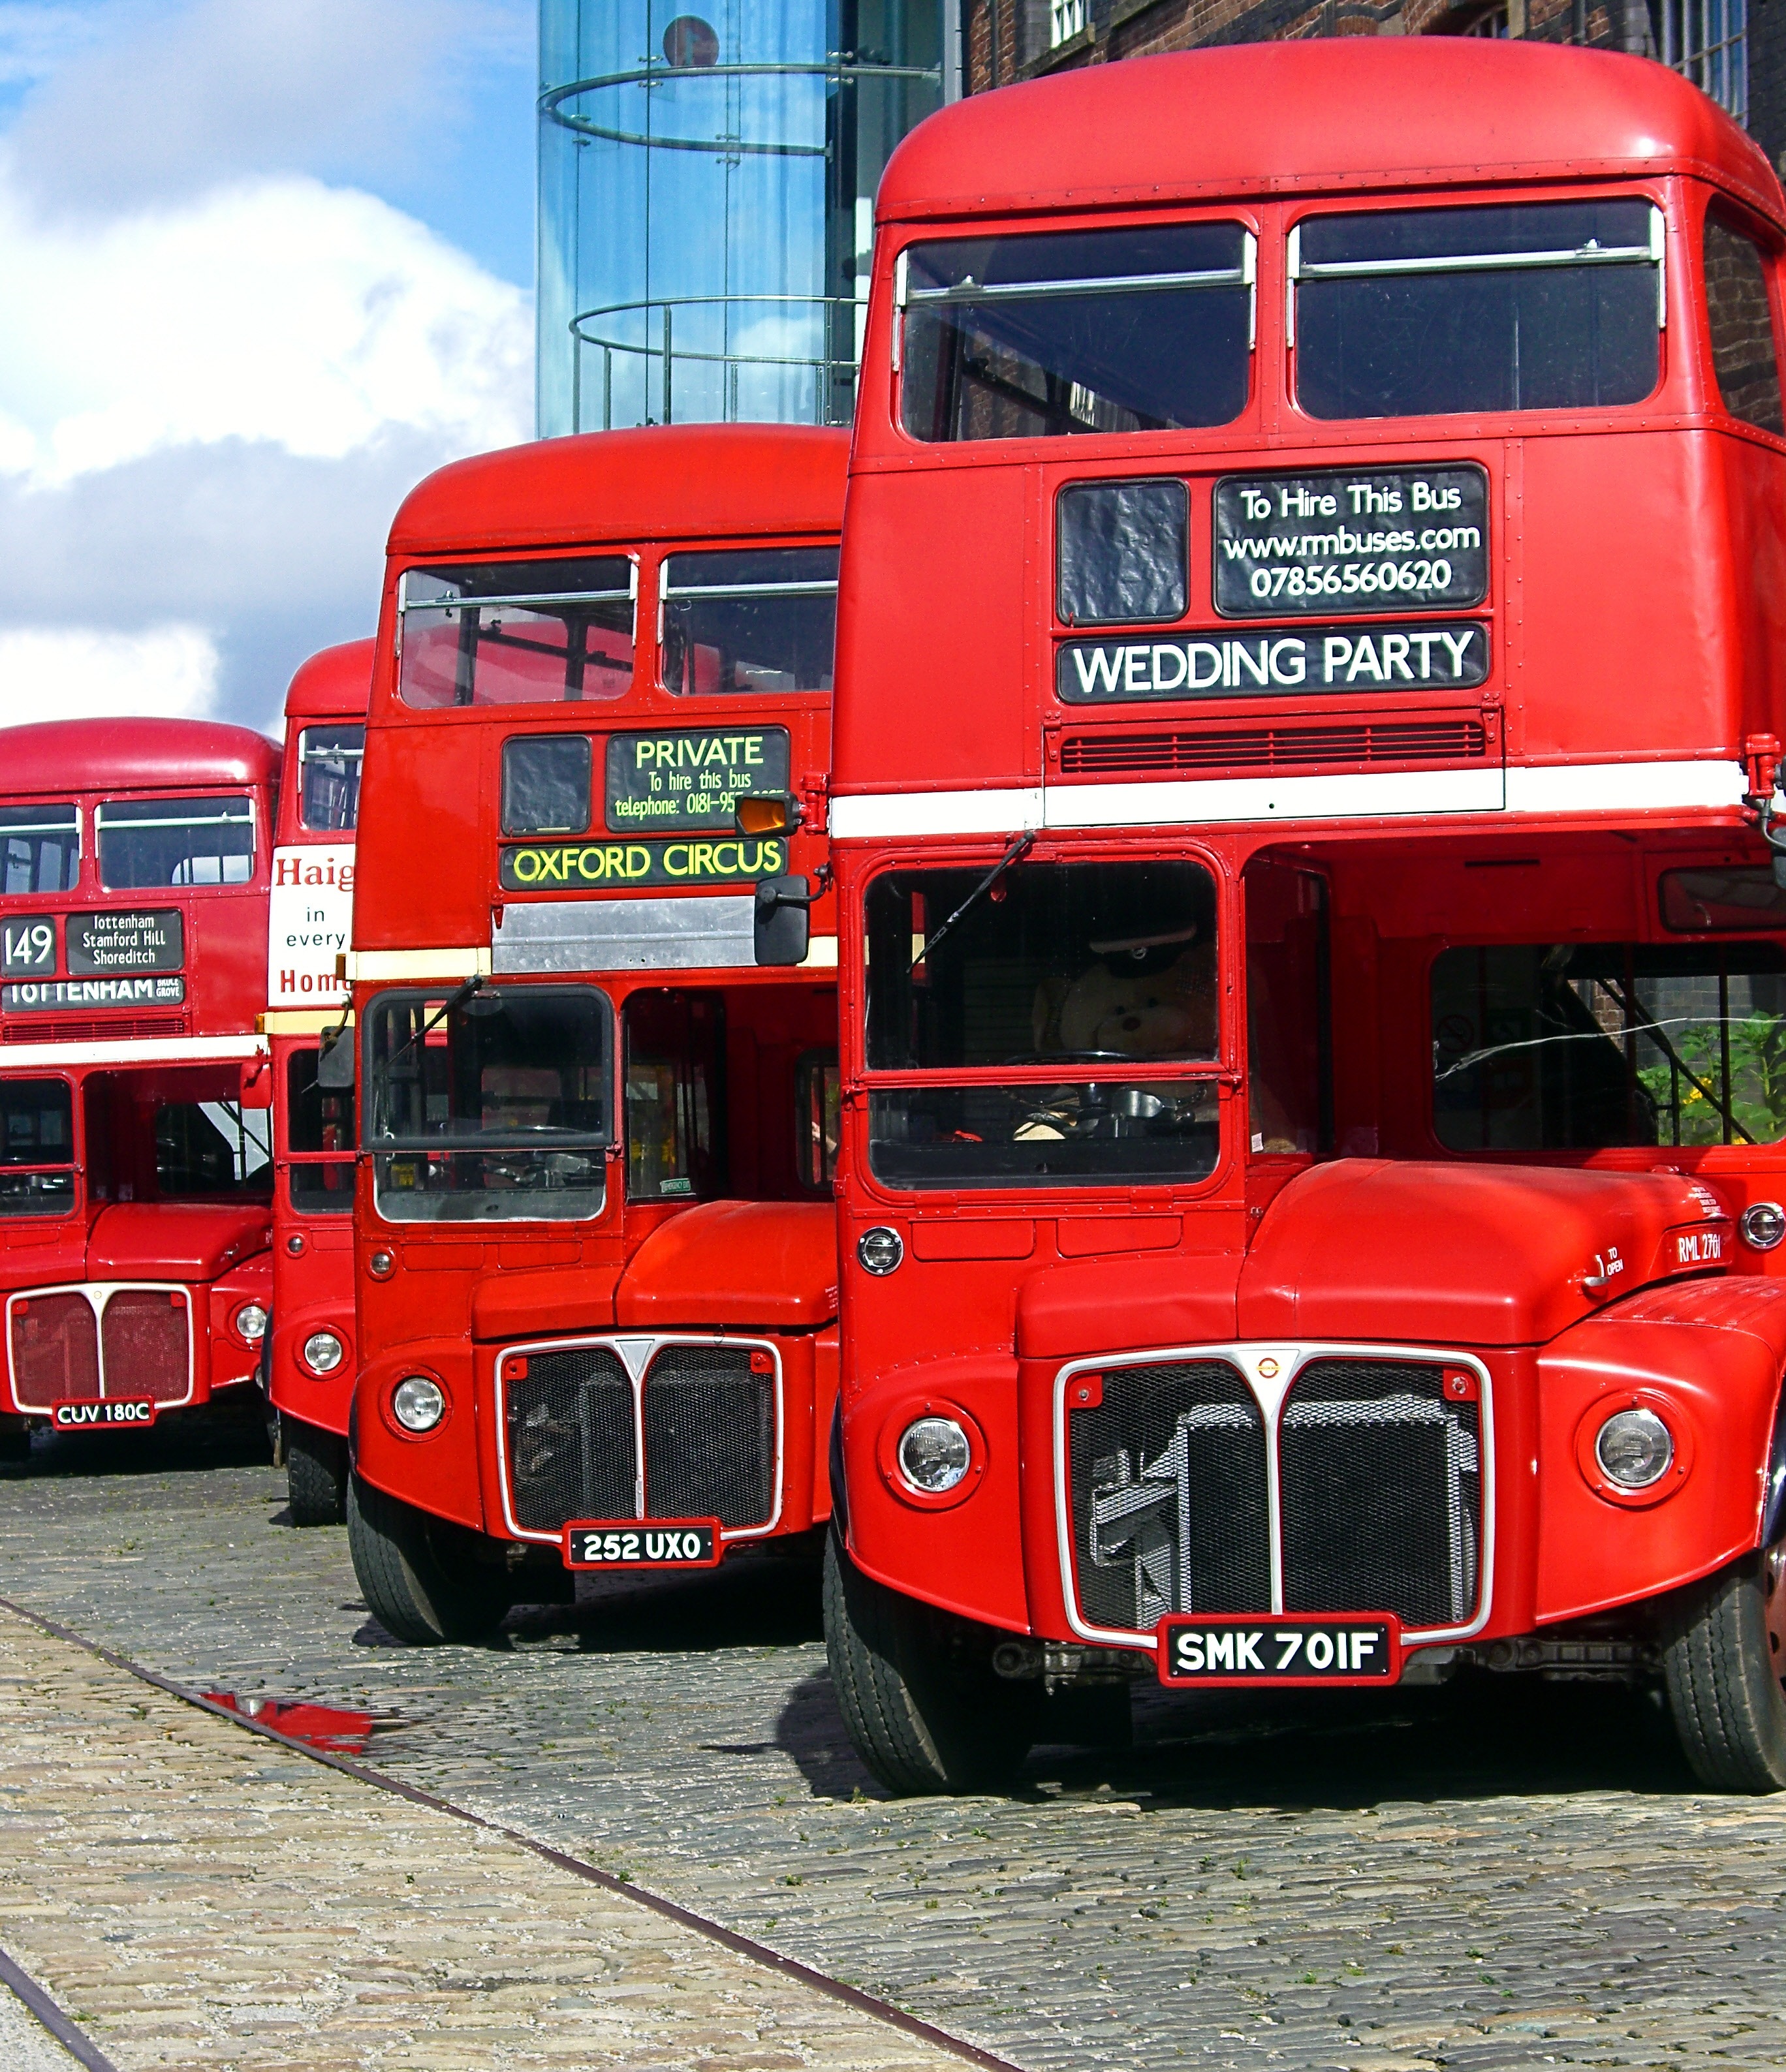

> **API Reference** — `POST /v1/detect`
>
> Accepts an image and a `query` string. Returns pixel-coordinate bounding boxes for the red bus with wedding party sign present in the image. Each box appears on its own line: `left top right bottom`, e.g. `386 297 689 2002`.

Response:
821 37 1786 1797
0 717 279 1455
341 424 845 1641
262 639 369 1523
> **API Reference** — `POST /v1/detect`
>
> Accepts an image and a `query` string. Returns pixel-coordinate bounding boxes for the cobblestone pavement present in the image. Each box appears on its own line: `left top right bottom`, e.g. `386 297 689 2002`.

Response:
2 1402 1785 2071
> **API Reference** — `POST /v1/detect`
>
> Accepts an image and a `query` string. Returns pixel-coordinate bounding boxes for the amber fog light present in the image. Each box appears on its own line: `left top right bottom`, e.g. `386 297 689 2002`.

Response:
302 1330 345 1377
858 1227 903 1276
391 1376 446 1433
368 1249 395 1280
233 1303 269 1345
1595 1408 1674 1489
898 1416 971 1494
1741 1202 1786 1252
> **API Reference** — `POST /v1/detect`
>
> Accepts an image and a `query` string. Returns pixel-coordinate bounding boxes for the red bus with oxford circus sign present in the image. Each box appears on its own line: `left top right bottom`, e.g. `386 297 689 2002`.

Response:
0 718 279 1453
262 640 369 1523
822 39 1786 1795
343 425 845 1641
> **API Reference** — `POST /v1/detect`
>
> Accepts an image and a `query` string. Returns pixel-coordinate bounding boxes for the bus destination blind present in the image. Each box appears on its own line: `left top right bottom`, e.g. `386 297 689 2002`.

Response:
1212 464 1488 617
1058 621 1489 704
604 726 790 833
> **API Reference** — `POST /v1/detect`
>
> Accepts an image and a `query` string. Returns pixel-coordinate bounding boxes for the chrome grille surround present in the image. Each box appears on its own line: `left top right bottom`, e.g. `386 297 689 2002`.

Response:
5 1282 196 1412
493 1333 785 1546
1052 1340 1494 1656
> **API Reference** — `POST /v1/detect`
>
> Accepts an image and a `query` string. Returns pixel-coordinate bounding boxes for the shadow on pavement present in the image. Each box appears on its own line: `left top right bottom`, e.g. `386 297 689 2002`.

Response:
1 1393 272 1481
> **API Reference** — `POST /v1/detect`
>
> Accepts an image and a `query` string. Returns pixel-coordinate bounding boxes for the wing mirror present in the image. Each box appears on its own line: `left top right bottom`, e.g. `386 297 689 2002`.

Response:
315 1025 356 1090
755 876 814 967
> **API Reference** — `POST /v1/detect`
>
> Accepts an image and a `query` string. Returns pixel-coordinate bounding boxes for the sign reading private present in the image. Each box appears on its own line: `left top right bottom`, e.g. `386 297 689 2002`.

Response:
499 833 787 892
269 844 354 1007
1214 465 1488 617
604 728 790 832
1058 621 1490 703
4 976 185 1012
65 909 183 976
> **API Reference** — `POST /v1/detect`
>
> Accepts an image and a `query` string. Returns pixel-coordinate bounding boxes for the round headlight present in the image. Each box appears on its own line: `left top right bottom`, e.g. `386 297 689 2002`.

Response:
391 1375 446 1434
1595 1407 1674 1489
1741 1201 1786 1252
234 1303 269 1345
897 1415 971 1494
858 1227 903 1276
302 1329 345 1376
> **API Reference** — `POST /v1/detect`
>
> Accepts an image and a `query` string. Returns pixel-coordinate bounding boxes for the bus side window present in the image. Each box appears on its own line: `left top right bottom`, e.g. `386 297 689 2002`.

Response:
795 1047 840 1192
1244 863 1331 1158
1704 213 1784 434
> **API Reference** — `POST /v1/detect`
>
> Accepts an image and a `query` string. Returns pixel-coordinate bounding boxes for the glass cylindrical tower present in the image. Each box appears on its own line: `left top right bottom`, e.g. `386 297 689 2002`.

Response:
539 2 948 436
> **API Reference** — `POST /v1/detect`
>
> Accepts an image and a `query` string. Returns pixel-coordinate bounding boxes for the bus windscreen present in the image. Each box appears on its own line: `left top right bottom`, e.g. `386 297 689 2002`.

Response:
1 803 78 895
400 557 634 707
0 1078 74 1216
97 797 254 889
1295 199 1661 420
900 223 1252 442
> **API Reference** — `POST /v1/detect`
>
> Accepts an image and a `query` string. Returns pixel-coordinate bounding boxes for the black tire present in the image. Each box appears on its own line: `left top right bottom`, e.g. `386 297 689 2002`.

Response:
1663 1545 1786 1791
347 1472 512 1646
0 1422 31 1468
287 1421 349 1527
822 1526 1037 1795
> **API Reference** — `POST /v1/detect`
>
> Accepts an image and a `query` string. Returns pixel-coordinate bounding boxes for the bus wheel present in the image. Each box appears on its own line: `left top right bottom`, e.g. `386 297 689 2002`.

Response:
822 1526 1036 1796
0 1417 30 1468
286 1423 348 1527
347 1473 512 1646
1663 1545 1786 1791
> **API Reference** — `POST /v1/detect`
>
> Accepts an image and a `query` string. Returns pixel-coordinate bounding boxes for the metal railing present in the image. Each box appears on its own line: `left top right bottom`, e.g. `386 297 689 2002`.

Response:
569 294 862 431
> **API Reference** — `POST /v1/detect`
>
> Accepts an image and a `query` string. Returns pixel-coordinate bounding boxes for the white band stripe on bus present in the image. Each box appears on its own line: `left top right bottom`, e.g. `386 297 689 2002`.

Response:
0 1035 268 1068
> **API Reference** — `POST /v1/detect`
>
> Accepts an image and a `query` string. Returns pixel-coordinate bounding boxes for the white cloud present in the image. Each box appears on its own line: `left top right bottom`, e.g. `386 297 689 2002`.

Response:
0 624 219 724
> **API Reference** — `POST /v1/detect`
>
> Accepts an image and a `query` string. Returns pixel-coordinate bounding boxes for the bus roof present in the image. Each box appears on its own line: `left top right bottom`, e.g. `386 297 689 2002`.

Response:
283 638 373 722
388 424 850 561
877 41 1782 229
0 716 279 797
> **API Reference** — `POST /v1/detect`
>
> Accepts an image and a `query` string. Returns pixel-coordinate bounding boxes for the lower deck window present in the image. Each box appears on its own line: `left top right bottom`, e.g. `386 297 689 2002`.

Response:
154 1101 272 1196
285 1046 355 1213
625 991 723 1201
366 984 612 1222
1432 940 1786 1150
0 1078 74 1216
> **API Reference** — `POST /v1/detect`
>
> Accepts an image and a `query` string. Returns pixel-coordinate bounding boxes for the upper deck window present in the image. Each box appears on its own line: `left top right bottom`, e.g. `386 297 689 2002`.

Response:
1294 200 1663 420
899 223 1253 443
661 548 838 696
1 803 78 895
1704 215 1783 433
298 724 365 831
97 796 253 889
398 557 634 707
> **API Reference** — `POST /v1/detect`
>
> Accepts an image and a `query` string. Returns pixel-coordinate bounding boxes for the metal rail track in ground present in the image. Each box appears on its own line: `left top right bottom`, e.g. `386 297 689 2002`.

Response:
0 1593 1027 2072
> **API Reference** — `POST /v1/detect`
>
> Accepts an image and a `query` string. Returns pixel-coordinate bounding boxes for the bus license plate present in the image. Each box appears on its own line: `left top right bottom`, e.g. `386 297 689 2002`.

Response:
1157 1615 1399 1687
50 1398 157 1430
563 1521 721 1570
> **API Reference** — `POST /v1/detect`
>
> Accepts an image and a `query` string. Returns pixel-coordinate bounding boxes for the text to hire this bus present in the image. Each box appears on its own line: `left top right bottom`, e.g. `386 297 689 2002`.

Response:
344 424 845 1641
262 639 369 1523
824 39 1786 1795
1 718 278 1455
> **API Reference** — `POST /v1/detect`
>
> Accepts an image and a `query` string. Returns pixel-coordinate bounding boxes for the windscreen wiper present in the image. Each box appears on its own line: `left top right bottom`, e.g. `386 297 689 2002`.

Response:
913 830 1036 972
371 974 488 1133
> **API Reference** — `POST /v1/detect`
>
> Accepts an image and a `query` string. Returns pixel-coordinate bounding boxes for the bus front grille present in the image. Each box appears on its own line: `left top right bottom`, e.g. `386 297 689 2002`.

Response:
504 1348 635 1533
101 1290 191 1402
9 1294 100 1407
1065 1353 1482 1636
642 1345 774 1528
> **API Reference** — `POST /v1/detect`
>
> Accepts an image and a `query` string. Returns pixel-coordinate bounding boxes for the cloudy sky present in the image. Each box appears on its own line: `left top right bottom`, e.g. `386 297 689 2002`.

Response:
0 0 536 735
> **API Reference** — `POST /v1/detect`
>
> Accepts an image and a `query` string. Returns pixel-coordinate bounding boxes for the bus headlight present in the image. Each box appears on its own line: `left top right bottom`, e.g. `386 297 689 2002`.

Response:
302 1330 345 1376
391 1376 446 1434
1741 1201 1786 1252
1595 1408 1674 1489
858 1227 903 1276
897 1415 971 1494
233 1303 269 1346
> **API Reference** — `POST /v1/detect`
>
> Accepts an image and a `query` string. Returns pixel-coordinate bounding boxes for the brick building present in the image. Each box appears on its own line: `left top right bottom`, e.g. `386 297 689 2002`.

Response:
963 0 1780 171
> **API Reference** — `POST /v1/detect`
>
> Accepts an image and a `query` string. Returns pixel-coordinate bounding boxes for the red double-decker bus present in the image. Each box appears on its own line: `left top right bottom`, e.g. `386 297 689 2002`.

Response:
824 40 1786 1794
262 640 369 1522
0 719 279 1453
344 424 845 1641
